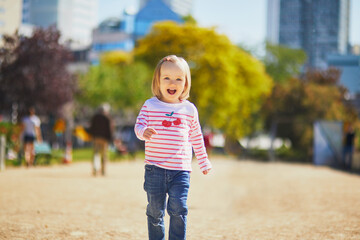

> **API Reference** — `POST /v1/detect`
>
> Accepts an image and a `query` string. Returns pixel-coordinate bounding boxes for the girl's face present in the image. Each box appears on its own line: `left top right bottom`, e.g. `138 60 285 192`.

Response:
159 61 186 103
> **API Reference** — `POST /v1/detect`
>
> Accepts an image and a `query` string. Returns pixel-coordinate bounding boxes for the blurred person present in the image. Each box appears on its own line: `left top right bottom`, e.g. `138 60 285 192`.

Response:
134 55 212 240
203 128 213 156
21 107 42 167
121 126 138 160
88 103 114 176
53 117 66 149
343 124 356 170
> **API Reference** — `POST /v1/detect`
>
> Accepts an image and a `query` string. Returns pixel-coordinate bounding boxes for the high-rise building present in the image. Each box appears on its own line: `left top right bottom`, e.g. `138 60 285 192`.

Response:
140 0 193 16
327 54 360 115
90 0 183 64
267 0 350 69
135 0 183 39
0 0 22 43
22 0 98 49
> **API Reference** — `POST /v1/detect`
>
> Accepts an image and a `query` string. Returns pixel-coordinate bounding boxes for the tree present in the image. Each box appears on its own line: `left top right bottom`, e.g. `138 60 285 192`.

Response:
100 50 132 65
134 21 273 141
263 68 355 160
261 43 307 160
182 15 197 25
77 54 152 113
0 26 75 116
263 42 307 84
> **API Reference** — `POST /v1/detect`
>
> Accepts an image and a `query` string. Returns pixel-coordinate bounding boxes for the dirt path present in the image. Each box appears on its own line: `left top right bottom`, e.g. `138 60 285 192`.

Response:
0 156 359 240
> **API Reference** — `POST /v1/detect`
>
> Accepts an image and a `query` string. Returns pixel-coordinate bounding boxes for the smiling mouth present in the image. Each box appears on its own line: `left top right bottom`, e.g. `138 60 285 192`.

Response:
167 89 176 95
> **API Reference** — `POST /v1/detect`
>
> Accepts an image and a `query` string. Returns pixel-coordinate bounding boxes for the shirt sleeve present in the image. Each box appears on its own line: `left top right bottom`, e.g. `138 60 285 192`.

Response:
34 116 41 127
134 103 149 141
189 107 212 171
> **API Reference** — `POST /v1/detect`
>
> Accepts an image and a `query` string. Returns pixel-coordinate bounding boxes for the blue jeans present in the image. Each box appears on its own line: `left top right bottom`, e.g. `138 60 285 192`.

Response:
144 164 190 240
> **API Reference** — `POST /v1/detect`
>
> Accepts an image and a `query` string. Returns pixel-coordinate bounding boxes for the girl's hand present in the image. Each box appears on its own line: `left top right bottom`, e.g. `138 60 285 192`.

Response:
202 169 211 175
143 128 158 140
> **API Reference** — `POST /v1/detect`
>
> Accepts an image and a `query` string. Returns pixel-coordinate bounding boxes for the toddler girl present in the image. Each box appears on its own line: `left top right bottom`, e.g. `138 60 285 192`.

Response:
134 55 212 240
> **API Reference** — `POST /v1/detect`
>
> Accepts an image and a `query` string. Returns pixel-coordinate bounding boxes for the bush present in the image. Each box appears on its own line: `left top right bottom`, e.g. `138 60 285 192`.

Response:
275 146 309 162
241 146 309 162
0 122 21 153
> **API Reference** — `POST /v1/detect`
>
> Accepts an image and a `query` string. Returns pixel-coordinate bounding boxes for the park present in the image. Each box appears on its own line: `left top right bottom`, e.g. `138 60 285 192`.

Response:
0 5 359 240
0 156 359 239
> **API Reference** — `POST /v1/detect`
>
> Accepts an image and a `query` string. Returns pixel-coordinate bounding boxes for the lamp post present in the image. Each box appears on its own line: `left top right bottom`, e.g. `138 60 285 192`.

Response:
0 135 5 171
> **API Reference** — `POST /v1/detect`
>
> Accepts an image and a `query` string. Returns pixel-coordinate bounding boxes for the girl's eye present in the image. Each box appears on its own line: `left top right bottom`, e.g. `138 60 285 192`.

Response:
164 77 170 80
176 78 183 81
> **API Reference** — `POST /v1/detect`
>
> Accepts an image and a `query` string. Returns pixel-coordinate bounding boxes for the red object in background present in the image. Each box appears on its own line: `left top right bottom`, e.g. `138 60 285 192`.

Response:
204 132 213 155
204 135 211 148
63 142 72 164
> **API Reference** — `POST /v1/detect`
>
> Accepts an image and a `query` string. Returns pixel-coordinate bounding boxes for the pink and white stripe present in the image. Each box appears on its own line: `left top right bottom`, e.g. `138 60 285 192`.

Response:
134 97 212 172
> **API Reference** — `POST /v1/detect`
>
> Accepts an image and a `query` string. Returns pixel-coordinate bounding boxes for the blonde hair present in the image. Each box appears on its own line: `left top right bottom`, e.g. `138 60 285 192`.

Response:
151 55 191 101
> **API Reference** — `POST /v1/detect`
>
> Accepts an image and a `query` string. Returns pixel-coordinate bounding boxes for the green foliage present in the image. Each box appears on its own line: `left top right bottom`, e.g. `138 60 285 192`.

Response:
71 148 93 162
182 15 197 25
77 60 152 112
0 122 21 151
71 147 143 162
100 50 132 65
242 146 307 162
135 21 273 139
263 68 354 157
263 42 307 84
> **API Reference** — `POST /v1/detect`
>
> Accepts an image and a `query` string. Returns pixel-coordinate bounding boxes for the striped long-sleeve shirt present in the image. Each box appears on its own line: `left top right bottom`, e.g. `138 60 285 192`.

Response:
134 97 212 172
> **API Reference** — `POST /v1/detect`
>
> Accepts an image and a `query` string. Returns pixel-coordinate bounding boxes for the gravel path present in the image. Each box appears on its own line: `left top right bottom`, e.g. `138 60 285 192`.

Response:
0 156 359 240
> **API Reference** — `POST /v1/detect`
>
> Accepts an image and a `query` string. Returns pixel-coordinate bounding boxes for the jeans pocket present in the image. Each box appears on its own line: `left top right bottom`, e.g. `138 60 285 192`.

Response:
145 164 154 172
144 165 154 191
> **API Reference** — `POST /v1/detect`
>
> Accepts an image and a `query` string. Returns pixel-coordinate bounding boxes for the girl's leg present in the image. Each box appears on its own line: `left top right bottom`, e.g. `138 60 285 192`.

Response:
144 165 167 240
167 171 190 240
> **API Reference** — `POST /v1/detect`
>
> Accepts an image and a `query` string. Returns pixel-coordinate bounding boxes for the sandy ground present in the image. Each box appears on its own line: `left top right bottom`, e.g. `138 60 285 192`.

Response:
0 156 359 240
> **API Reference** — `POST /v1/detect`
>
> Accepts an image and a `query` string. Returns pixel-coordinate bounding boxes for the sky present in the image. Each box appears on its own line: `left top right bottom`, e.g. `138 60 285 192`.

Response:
98 0 360 48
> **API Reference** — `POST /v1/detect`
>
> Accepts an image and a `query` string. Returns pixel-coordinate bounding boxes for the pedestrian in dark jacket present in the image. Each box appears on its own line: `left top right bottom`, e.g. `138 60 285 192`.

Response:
88 103 114 176
343 124 356 170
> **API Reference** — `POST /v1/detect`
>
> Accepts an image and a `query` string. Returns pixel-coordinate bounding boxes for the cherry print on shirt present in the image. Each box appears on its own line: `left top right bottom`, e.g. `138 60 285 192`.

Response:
173 118 181 125
162 111 181 127
162 120 172 127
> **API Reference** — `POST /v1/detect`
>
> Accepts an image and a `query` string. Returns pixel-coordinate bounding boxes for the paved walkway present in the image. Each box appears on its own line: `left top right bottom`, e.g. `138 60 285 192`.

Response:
0 157 359 239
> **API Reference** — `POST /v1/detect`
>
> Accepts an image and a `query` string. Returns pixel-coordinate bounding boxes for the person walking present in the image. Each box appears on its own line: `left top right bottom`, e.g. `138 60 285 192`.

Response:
343 124 356 170
21 107 42 167
88 103 114 176
134 55 212 240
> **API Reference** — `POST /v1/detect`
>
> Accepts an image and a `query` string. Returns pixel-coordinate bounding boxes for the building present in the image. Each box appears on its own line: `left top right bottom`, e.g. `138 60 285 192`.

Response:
353 45 360 55
91 0 183 64
90 15 134 64
140 0 193 16
267 0 350 69
22 0 98 50
0 0 22 43
328 54 360 95
134 0 183 40
327 54 360 115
